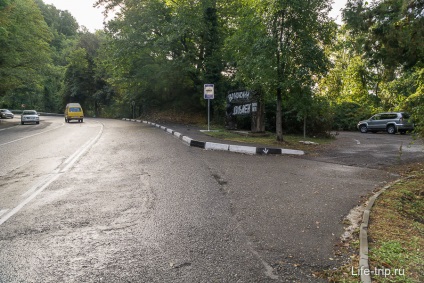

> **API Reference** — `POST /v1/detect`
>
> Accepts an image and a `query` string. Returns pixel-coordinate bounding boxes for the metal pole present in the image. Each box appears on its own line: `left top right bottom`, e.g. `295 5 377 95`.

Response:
208 99 210 131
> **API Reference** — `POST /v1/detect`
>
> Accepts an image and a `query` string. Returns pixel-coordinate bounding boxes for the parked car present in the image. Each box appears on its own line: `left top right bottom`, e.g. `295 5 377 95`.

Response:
21 110 40 125
0 109 14 119
357 112 414 134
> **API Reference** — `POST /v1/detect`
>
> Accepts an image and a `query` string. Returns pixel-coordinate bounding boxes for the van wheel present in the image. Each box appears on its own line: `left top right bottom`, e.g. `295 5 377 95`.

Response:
387 125 396 134
359 125 368 133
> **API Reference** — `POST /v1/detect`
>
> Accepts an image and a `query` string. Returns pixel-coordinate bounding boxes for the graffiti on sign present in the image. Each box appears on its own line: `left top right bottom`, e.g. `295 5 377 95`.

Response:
227 91 251 103
227 90 257 117
226 90 264 131
232 102 257 116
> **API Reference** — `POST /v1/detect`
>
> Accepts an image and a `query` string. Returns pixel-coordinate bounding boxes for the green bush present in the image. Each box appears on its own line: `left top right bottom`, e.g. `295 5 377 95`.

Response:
332 102 373 131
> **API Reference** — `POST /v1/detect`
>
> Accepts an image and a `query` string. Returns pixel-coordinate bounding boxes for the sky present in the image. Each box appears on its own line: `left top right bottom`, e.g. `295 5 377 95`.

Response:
43 0 347 32
42 0 109 32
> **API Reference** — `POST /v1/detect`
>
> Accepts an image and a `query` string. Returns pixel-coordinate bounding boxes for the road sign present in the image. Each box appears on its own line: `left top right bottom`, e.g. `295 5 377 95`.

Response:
204 84 214 99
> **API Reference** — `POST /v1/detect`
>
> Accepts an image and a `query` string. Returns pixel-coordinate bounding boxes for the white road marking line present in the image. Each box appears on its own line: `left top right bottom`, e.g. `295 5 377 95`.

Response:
0 173 62 226
0 122 104 226
21 174 52 197
354 139 361 145
0 124 64 147
61 123 104 172
0 209 9 217
0 125 19 132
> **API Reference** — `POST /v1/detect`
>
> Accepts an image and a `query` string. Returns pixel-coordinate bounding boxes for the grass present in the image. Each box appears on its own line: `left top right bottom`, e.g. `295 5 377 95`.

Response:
367 168 424 283
202 128 334 151
317 163 424 282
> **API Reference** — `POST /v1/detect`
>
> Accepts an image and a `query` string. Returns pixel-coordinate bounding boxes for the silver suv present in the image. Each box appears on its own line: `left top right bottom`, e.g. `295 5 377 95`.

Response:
357 112 414 134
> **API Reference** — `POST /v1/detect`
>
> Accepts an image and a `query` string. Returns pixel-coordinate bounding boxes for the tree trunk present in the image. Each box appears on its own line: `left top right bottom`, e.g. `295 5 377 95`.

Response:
276 89 283 141
303 114 307 139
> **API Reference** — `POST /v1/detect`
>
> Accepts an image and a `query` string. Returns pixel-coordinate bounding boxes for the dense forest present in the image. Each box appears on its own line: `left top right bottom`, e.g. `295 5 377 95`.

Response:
1 0 423 139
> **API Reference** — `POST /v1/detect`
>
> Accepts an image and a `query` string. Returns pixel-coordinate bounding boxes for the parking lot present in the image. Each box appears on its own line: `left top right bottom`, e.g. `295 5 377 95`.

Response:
307 131 424 170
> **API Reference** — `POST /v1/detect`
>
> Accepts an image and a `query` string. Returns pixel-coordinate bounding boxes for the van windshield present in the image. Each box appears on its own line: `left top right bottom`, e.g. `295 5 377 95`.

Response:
70 107 81 112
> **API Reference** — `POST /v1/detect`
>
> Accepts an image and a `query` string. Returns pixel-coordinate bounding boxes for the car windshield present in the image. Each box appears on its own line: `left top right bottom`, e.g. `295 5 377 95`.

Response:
23 111 37 115
70 107 81 112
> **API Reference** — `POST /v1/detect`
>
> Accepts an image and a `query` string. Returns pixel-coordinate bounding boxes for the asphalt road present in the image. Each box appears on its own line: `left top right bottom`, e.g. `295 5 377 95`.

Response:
0 117 418 282
307 131 424 170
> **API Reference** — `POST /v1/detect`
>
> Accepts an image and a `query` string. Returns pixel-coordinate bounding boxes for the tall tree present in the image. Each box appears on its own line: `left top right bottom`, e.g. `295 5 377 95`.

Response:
342 0 424 135
0 0 51 100
226 0 334 141
343 0 423 75
96 0 226 114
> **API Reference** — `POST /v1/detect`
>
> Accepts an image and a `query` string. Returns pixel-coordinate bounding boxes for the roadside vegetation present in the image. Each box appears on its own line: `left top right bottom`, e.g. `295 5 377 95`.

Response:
1 0 423 139
319 163 424 283
1 1 423 281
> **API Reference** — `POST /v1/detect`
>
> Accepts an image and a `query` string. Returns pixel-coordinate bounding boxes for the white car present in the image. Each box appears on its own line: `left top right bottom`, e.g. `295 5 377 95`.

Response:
0 109 14 119
21 110 40 125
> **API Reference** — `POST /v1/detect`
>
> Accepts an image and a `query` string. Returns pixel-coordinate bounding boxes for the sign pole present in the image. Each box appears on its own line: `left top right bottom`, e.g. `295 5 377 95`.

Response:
208 99 210 131
204 84 214 132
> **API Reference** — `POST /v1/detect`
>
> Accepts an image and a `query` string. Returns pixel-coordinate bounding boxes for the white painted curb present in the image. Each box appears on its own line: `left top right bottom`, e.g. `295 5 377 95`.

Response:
281 149 304 155
182 136 192 145
228 145 257 155
205 142 230 151
122 118 305 156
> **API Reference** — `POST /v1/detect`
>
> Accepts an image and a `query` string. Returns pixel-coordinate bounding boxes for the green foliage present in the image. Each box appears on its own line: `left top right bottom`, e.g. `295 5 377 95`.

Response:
344 0 424 74
224 0 335 139
1 0 421 136
0 0 52 99
402 67 424 138
319 1 423 137
332 102 373 131
97 0 228 117
61 30 115 116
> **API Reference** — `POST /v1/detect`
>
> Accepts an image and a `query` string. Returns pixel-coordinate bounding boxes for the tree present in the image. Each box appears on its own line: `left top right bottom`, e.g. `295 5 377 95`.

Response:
0 0 51 99
225 0 334 140
342 0 424 135
343 0 423 74
96 0 227 116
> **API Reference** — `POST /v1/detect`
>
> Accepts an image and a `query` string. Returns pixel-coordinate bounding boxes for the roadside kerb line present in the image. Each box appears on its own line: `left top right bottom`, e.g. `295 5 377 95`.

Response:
123 118 304 156
182 136 193 145
229 144 257 155
205 142 229 151
359 178 407 283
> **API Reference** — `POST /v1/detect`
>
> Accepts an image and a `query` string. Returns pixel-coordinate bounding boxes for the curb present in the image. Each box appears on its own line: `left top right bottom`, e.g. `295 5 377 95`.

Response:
359 178 406 283
122 118 304 156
